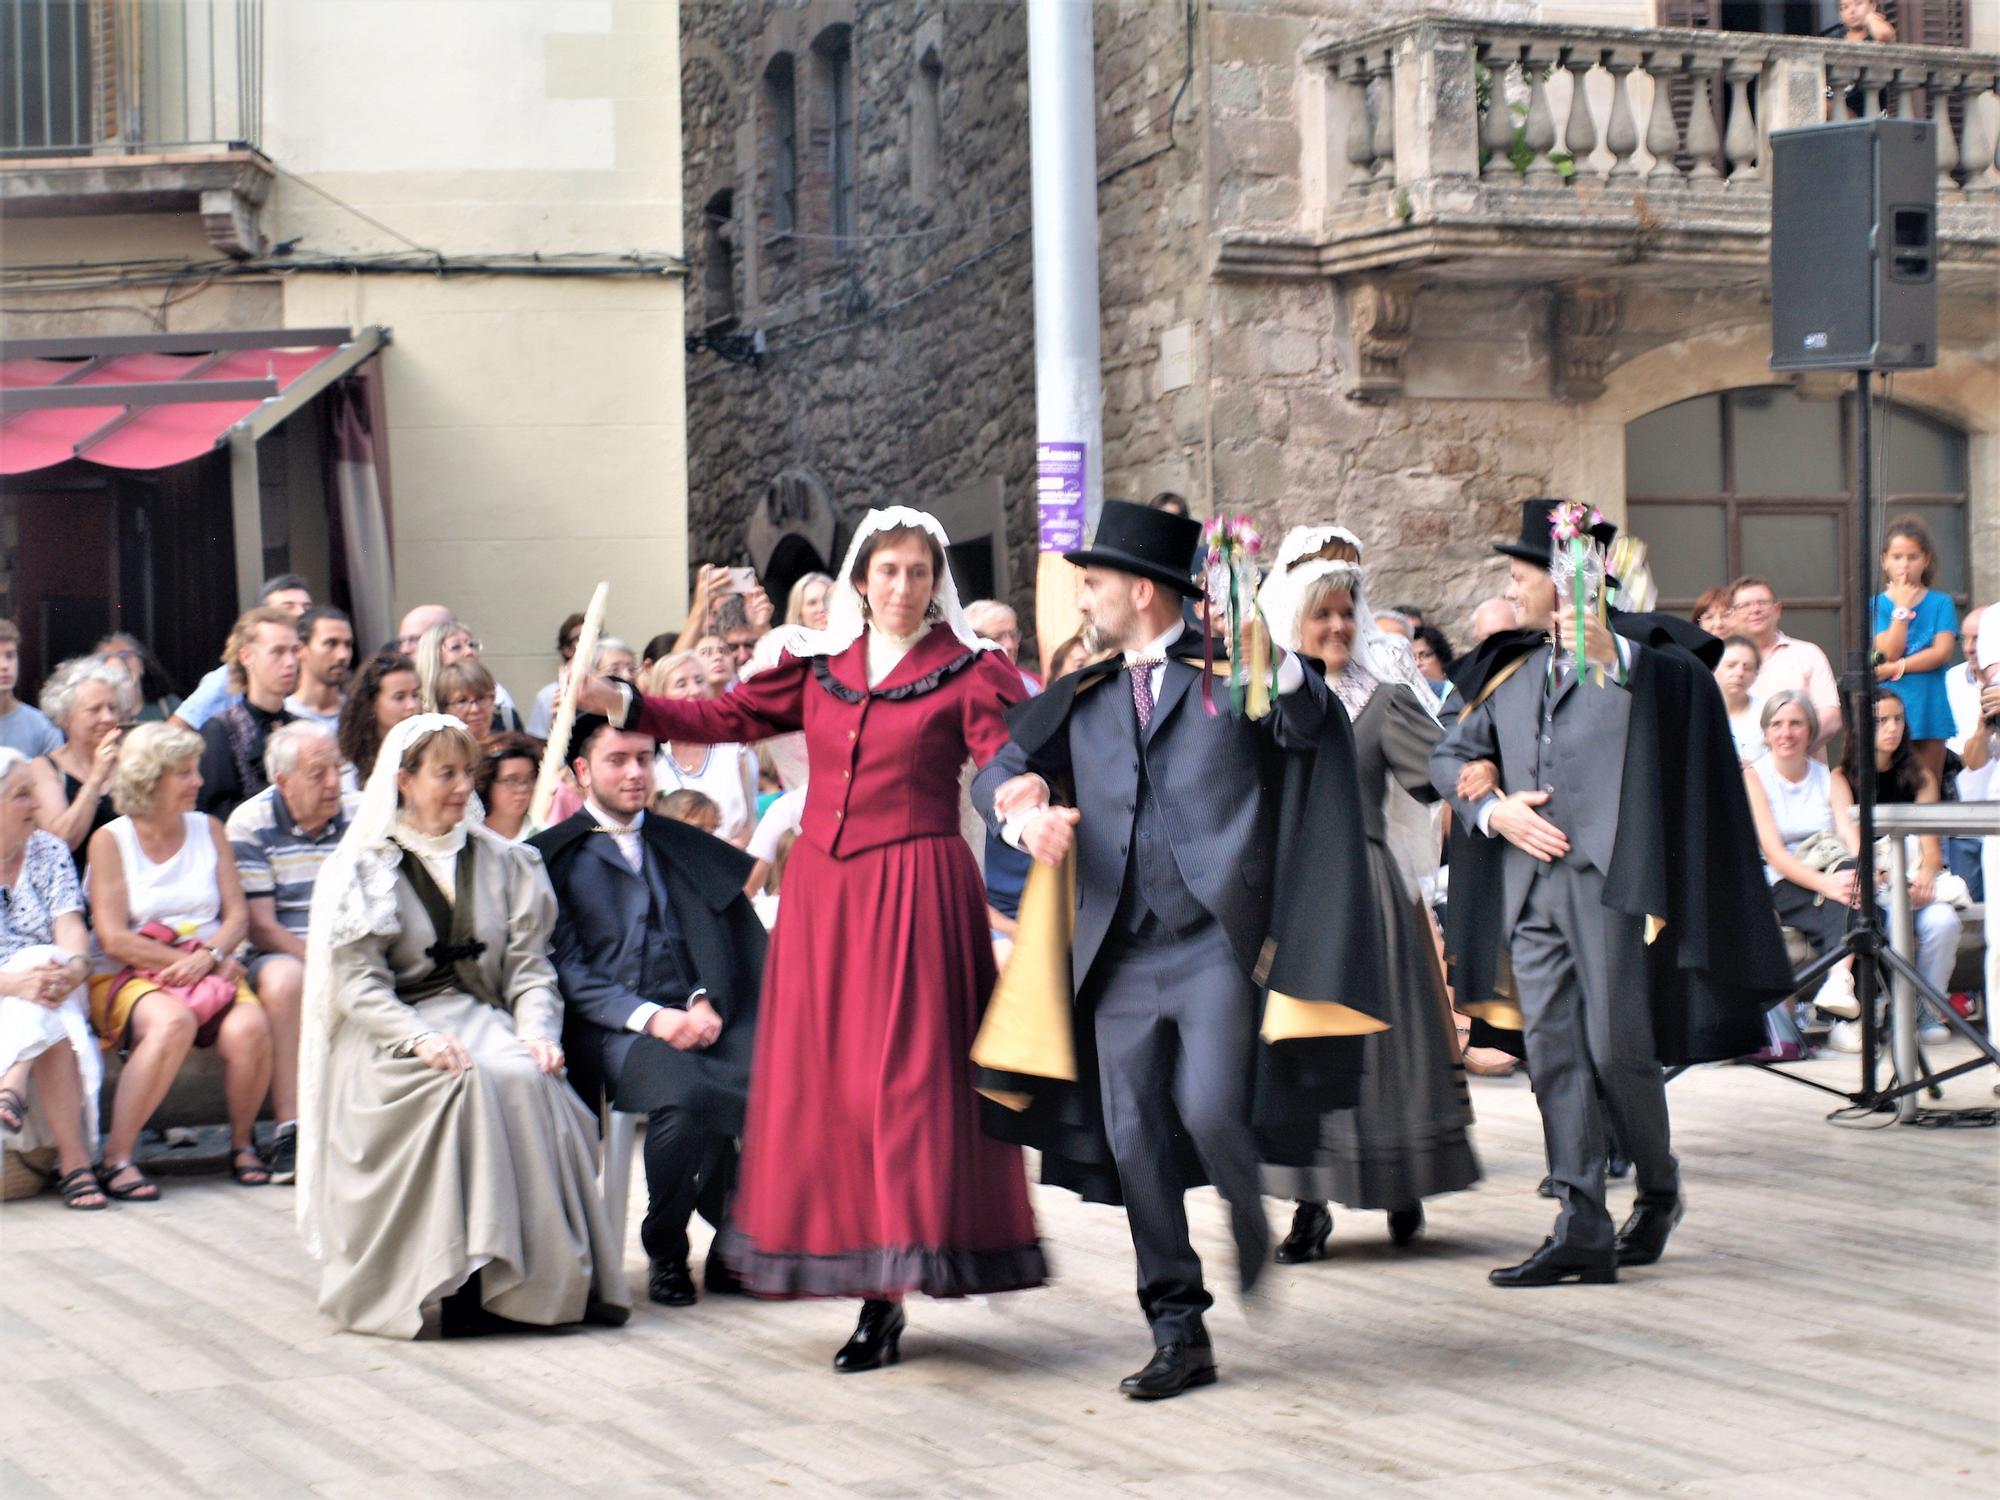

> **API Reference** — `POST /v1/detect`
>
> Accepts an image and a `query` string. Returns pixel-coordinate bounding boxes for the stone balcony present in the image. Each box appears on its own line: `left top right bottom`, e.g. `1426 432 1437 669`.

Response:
1216 18 2000 397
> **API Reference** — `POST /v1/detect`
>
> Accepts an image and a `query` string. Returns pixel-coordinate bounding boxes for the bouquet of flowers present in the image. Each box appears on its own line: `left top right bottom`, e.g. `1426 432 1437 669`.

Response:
1203 514 1274 719
1549 502 1609 684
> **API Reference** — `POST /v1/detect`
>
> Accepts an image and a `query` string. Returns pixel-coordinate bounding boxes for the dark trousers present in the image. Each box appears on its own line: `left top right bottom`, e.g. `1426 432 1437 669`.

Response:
1510 862 1678 1255
1088 918 1267 1347
640 1106 737 1268
1769 874 1853 957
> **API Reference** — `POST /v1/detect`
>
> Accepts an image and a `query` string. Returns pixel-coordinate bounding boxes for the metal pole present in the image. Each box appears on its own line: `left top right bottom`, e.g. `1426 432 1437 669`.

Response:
1027 0 1104 673
1854 367 1882 1101
228 427 265 611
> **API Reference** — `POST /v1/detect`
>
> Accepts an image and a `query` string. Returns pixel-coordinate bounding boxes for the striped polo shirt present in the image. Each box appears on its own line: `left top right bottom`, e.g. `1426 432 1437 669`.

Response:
225 786 359 941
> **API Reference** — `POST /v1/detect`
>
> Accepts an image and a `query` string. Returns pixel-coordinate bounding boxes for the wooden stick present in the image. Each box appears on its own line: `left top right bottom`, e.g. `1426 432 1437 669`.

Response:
530 581 609 827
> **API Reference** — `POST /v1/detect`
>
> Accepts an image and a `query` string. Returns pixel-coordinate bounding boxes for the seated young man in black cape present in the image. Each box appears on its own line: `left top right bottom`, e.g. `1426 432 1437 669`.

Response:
970 500 1386 1401
1433 500 1791 1288
532 712 766 1307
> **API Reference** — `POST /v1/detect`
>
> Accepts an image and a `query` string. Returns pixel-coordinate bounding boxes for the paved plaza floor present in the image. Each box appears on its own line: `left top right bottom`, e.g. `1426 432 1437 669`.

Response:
3 1045 1996 1498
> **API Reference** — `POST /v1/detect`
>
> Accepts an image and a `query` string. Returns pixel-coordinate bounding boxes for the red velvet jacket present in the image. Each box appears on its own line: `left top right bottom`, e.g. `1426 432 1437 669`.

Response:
628 624 1027 860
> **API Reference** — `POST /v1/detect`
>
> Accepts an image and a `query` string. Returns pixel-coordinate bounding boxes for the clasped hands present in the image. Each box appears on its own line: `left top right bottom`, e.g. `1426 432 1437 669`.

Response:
993 774 1079 868
648 997 724 1052
2 956 85 1007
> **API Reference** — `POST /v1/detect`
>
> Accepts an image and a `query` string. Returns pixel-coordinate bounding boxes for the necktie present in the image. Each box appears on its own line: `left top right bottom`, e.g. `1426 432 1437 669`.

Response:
1129 660 1157 729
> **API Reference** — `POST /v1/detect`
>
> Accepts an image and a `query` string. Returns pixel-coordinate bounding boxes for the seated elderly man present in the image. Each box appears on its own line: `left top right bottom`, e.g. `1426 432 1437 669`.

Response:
224 721 358 1183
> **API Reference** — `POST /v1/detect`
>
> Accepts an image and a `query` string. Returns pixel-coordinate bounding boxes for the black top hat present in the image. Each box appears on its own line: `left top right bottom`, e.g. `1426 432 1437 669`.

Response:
1064 499 1204 598
1493 499 1618 570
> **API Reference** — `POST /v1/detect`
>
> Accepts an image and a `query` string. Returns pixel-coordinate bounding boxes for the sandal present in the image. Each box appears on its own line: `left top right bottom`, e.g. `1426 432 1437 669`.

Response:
0 1086 26 1132
94 1158 161 1202
56 1166 108 1211
231 1146 271 1187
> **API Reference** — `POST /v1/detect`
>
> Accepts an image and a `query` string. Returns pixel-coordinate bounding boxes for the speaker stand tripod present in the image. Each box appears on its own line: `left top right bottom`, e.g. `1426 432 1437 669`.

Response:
1731 369 2000 1120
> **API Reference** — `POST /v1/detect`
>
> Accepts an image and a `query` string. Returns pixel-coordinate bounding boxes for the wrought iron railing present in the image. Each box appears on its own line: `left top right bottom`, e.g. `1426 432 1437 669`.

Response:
1 0 263 157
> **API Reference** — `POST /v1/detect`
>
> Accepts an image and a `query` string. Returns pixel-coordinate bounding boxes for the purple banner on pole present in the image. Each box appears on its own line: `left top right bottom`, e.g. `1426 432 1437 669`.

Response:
1036 441 1087 553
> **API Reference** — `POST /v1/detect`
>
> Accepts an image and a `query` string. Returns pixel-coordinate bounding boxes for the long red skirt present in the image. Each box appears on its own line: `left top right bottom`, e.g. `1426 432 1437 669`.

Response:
718 832 1047 1299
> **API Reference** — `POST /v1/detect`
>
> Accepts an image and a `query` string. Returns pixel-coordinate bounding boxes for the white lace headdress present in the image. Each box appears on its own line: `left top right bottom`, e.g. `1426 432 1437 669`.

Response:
296 713 481 1258
741 505 999 678
1258 525 1443 900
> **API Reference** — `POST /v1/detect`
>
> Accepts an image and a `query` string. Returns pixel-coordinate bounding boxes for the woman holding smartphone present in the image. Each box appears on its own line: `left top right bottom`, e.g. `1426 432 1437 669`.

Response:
32 656 128 876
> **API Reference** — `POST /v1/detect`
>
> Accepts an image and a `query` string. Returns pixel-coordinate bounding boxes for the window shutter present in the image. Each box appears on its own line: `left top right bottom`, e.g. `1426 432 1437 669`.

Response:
1882 0 1969 49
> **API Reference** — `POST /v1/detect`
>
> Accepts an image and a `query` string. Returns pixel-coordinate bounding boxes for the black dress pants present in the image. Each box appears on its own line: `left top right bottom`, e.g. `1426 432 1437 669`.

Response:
640 1107 737 1267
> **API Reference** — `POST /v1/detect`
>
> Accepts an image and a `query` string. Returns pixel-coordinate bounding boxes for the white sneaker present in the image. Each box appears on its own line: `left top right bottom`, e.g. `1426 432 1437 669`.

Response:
1826 1019 1863 1053
1918 1020 1951 1046
1813 967 1860 1020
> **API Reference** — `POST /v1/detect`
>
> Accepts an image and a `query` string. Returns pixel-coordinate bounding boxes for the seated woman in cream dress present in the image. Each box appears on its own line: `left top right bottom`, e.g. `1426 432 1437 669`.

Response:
296 713 629 1338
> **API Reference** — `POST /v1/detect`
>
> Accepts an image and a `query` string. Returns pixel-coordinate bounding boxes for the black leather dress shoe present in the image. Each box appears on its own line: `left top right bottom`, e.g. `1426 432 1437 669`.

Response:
1488 1238 1617 1287
1387 1204 1425 1248
583 1297 631 1328
704 1254 750 1297
1537 1174 1555 1198
648 1261 699 1307
1273 1202 1332 1264
1119 1343 1218 1400
833 1299 905 1372
1607 1149 1632 1180
1615 1197 1684 1266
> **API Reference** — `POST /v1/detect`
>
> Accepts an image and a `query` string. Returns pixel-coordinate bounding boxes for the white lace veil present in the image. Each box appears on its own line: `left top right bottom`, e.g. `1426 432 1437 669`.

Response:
296 712 472 1258
1259 525 1443 900
742 505 998 678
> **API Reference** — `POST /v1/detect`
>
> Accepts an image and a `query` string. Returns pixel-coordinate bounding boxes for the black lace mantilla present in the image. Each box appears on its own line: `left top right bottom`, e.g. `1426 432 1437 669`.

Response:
810 648 981 705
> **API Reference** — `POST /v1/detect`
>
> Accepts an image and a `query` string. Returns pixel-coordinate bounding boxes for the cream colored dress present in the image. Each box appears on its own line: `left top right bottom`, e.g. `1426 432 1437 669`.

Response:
310 821 627 1337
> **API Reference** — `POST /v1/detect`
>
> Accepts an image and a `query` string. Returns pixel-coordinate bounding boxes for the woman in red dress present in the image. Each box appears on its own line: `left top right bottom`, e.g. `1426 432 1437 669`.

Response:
583 508 1045 1370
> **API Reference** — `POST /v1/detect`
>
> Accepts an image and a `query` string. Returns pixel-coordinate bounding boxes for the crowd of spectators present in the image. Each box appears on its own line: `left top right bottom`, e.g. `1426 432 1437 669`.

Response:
0 502 1990 1206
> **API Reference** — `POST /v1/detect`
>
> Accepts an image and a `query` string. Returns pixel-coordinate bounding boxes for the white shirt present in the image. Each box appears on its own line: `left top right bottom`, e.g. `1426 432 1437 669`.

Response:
283 692 342 731
584 796 644 875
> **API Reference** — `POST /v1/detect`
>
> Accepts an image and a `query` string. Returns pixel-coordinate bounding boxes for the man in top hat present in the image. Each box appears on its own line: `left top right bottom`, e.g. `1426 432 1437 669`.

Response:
972 500 1384 1400
530 710 766 1307
1431 500 1789 1288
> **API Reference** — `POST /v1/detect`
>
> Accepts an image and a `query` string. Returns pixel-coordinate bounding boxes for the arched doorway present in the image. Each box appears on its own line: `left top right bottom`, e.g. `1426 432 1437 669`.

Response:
1624 385 1971 663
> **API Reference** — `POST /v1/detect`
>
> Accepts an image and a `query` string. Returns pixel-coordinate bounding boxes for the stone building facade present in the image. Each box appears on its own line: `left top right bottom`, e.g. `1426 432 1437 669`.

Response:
685 0 1998 661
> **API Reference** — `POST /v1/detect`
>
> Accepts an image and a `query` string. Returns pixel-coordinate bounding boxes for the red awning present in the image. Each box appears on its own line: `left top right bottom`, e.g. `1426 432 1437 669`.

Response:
0 345 338 475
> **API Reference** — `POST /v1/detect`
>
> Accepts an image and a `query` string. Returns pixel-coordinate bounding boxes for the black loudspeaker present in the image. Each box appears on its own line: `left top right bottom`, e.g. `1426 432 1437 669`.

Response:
1770 118 1937 372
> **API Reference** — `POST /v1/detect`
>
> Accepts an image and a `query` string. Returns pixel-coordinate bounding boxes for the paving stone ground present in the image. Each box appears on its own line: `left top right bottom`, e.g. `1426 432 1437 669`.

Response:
4 1045 1995 1498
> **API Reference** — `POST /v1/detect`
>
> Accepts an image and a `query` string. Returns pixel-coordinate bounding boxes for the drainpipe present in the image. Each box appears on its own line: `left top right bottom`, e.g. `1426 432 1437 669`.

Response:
1027 0 1103 675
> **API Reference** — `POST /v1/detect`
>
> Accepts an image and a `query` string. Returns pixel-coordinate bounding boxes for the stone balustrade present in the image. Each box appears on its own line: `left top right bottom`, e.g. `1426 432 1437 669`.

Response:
1234 18 2000 290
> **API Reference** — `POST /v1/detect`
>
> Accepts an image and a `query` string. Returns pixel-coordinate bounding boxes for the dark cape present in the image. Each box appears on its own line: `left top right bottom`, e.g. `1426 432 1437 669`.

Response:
972 640 1388 1205
530 809 766 1127
1442 615 1792 1065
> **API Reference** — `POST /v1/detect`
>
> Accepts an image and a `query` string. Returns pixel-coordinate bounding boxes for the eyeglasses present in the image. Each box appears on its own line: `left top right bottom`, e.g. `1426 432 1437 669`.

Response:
447 695 496 713
492 774 535 791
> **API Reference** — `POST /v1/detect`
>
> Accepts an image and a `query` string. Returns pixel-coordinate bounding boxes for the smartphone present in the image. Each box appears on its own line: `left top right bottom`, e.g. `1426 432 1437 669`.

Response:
724 566 758 595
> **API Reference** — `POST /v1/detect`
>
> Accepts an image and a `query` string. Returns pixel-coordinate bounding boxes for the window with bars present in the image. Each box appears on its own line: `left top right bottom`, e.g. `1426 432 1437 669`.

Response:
1625 386 1970 667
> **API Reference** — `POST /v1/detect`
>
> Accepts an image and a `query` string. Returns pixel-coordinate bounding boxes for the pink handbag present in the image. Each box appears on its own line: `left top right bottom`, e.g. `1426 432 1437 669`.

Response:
113 922 237 1027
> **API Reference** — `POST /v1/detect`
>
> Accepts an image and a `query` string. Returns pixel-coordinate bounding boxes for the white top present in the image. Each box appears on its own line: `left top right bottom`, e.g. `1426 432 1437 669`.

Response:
748 788 806 863
655 742 757 842
284 693 343 731
1728 705 1767 765
99 813 223 940
528 680 560 739
1750 757 1832 886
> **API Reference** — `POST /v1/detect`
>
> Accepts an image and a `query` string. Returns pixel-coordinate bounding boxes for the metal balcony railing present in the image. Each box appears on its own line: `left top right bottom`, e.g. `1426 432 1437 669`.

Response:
1 0 263 157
